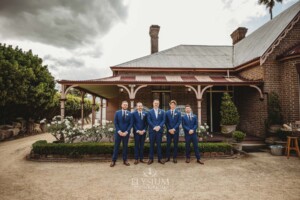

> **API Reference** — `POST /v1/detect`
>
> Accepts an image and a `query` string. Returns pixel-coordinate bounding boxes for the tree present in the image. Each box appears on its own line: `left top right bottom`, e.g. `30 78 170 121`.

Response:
220 92 240 125
0 43 56 123
258 0 283 20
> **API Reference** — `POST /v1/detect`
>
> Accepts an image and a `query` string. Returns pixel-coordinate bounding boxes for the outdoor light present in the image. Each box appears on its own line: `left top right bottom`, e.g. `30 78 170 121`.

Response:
119 88 124 92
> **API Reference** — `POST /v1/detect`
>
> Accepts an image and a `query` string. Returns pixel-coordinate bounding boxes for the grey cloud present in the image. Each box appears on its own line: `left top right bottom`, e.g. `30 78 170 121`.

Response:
0 0 128 49
43 54 85 70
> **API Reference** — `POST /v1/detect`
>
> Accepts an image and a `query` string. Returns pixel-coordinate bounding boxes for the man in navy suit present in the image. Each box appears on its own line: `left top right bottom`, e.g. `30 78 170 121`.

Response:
182 104 204 165
165 100 182 163
132 102 148 165
147 99 166 165
110 101 133 167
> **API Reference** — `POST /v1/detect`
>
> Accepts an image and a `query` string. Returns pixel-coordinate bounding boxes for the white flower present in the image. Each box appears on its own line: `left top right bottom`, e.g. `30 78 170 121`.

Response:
199 125 205 130
108 128 114 132
47 124 50 127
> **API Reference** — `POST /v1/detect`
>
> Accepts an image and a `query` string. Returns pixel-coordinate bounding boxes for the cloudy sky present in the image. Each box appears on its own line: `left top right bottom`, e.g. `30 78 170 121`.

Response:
0 0 298 81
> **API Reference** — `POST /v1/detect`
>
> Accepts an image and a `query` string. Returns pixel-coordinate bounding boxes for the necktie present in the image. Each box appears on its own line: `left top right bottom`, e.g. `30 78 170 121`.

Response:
171 110 174 118
139 112 142 120
155 109 158 118
122 110 125 120
189 115 191 121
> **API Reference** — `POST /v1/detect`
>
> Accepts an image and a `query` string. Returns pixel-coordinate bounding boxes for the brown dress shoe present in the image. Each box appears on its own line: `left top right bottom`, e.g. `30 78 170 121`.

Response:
197 160 204 165
140 159 146 163
148 159 153 165
186 158 190 163
173 159 177 163
134 160 139 165
123 160 130 166
110 161 116 167
158 159 165 164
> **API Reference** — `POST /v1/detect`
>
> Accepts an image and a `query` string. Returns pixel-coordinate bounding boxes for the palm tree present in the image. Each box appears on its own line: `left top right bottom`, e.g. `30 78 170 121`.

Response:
258 0 283 20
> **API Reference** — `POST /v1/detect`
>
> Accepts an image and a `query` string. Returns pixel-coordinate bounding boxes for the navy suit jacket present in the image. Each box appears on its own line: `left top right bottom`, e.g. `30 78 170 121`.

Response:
182 114 198 134
147 108 165 133
132 110 148 133
165 109 182 131
114 110 133 134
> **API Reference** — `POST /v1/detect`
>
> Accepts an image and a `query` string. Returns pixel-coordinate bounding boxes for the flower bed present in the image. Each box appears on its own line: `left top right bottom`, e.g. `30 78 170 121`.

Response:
31 140 232 158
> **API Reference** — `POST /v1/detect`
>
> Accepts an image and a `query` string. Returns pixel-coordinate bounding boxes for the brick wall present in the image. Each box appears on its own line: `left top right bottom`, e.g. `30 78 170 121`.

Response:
263 19 300 123
234 86 267 138
280 60 300 122
238 65 263 80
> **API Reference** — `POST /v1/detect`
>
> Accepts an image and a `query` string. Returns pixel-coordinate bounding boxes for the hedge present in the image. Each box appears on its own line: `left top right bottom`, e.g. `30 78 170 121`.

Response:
32 140 232 156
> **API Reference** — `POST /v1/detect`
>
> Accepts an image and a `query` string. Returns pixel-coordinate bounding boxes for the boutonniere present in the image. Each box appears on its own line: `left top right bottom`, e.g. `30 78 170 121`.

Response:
126 113 129 116
174 113 177 116
158 111 161 115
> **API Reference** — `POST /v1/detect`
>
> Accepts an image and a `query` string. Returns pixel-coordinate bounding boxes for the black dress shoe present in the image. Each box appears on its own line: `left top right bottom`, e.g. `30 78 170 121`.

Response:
158 159 165 164
197 160 204 165
134 160 139 165
140 159 146 163
123 160 130 166
110 161 116 167
165 158 170 162
147 159 153 165
186 158 190 163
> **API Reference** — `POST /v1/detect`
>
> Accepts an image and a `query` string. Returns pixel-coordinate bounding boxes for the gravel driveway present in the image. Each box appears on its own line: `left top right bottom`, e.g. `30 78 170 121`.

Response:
0 133 300 200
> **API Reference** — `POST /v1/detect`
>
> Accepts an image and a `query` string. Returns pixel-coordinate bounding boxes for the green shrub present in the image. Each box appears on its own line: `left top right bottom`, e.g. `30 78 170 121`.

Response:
220 92 240 125
32 140 232 156
267 92 283 125
232 131 246 142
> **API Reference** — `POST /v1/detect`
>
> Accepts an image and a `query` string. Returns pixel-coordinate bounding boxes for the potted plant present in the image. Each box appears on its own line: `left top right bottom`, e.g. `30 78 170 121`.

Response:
231 131 246 151
220 92 240 134
267 92 283 134
232 131 246 143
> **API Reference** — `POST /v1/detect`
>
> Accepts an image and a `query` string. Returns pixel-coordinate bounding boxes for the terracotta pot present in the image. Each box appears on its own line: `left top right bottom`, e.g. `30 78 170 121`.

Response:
221 125 237 134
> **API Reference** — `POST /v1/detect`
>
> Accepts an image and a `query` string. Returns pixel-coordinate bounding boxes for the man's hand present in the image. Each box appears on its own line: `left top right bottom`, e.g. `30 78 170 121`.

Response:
189 130 194 135
169 129 175 134
118 131 124 136
153 126 161 132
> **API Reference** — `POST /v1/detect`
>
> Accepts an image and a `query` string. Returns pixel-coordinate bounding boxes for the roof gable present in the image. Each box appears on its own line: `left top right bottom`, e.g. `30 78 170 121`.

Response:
233 1 300 66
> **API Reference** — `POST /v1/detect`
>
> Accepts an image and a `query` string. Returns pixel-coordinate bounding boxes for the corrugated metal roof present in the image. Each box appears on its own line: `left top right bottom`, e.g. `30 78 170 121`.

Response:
115 45 233 68
233 1 300 66
113 1 300 69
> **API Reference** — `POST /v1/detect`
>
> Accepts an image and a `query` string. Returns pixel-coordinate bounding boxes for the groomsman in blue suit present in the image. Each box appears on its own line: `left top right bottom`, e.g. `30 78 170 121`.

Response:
165 100 182 163
132 102 148 165
147 99 166 165
182 104 204 165
110 101 133 167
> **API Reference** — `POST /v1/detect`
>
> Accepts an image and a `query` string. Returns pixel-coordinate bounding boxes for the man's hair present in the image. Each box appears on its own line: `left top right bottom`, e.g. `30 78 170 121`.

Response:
185 104 191 108
169 100 177 105
153 99 160 103
136 102 143 106
121 100 128 105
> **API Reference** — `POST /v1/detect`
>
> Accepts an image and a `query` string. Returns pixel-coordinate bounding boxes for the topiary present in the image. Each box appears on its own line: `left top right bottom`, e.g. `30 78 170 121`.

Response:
220 92 240 125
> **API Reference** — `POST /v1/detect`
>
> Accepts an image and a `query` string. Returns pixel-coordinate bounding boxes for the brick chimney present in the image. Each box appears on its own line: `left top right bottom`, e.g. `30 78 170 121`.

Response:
230 27 247 45
149 25 160 54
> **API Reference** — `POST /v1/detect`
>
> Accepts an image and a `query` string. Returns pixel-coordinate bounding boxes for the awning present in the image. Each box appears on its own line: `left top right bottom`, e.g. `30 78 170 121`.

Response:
58 74 263 86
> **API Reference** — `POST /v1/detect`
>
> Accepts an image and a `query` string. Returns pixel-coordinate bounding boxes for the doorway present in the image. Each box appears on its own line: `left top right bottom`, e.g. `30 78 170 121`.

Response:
207 87 234 133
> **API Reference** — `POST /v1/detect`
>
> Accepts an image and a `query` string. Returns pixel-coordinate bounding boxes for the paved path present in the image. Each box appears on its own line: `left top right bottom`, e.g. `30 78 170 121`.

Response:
0 133 300 200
